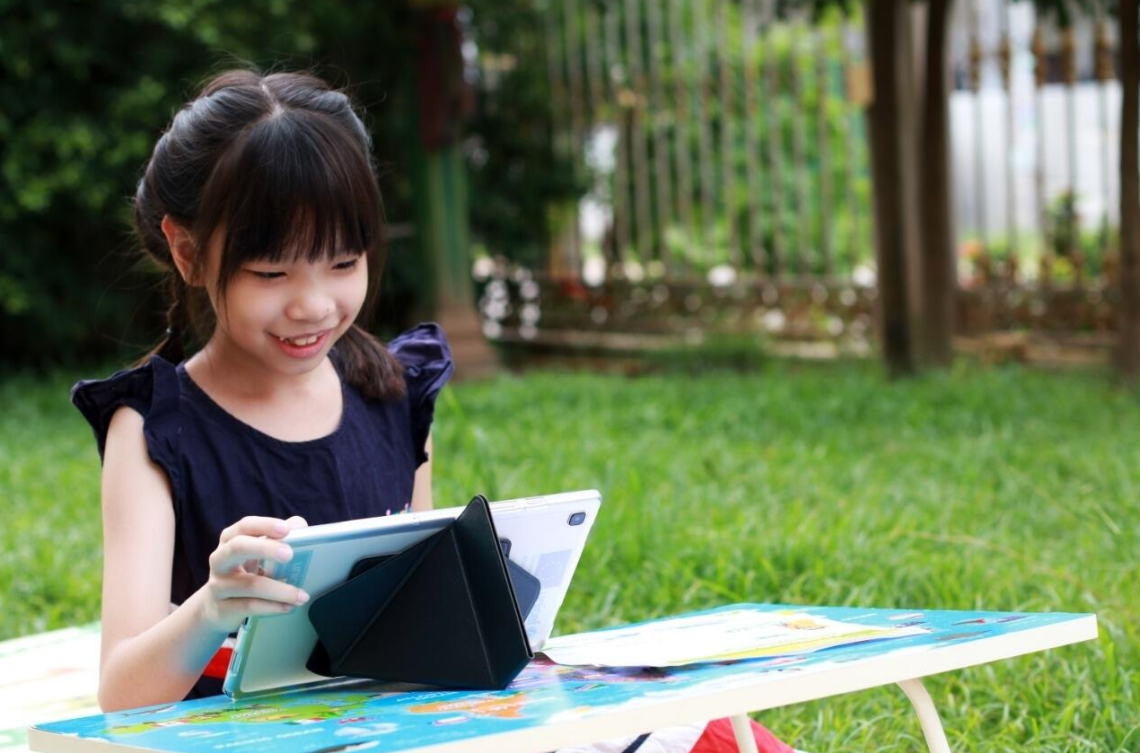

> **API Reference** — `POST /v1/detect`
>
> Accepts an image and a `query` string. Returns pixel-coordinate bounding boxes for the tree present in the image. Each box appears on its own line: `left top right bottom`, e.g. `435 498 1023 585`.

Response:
916 0 957 367
858 0 958 374
0 1 421 368
864 0 918 376
798 0 959 374
1118 0 1140 379
0 0 581 369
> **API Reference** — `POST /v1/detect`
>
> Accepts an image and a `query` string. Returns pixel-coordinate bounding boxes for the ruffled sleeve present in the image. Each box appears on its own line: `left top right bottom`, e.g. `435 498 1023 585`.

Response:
387 323 454 468
70 355 183 492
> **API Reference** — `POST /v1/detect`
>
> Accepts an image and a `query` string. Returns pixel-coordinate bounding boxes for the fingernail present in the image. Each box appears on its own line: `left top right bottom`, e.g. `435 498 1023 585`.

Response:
276 546 292 562
296 591 310 605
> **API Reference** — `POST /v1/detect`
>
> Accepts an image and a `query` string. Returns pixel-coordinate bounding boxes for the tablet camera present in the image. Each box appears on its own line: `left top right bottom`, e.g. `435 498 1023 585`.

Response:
568 512 586 526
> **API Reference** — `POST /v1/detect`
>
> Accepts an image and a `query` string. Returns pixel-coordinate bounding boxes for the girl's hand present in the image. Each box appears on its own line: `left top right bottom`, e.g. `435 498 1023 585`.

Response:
198 515 310 634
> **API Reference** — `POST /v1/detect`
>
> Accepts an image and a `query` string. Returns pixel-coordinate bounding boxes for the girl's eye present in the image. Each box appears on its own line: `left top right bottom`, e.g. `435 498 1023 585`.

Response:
248 270 285 280
334 258 360 271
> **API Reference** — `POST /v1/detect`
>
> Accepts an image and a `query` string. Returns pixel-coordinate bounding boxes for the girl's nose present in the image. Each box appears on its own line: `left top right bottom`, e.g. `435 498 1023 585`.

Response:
285 289 335 323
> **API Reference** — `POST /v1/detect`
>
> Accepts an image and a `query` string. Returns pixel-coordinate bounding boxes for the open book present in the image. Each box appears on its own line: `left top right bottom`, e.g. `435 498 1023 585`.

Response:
539 608 929 667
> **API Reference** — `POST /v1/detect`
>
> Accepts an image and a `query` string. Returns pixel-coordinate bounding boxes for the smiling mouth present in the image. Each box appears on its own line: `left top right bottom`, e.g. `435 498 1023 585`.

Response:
274 331 327 347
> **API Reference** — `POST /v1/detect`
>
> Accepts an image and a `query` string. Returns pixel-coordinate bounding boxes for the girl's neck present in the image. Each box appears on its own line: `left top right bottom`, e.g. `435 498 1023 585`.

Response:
187 334 329 399
183 335 344 443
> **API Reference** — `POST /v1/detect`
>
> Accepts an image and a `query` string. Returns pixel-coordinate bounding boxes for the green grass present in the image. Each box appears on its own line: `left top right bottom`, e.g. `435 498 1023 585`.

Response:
2 361 1138 751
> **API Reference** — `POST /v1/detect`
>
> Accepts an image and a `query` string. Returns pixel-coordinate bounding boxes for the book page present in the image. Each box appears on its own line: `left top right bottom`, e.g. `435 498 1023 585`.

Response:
539 608 929 667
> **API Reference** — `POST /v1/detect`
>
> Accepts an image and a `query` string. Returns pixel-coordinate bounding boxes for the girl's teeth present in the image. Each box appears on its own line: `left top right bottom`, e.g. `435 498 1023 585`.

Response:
282 334 320 346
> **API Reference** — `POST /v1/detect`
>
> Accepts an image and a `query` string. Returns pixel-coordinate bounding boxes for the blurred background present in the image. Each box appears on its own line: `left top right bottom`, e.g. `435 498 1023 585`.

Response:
6 0 1140 373
2 1 1139 751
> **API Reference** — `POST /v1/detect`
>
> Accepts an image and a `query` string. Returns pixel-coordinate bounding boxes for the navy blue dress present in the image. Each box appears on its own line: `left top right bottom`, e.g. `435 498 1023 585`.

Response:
71 323 453 699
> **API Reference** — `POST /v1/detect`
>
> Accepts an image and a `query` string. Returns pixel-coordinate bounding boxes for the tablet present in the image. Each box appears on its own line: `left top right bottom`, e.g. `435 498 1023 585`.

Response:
223 489 601 698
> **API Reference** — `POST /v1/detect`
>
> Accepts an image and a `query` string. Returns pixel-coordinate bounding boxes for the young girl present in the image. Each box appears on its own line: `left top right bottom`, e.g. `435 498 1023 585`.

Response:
72 69 452 710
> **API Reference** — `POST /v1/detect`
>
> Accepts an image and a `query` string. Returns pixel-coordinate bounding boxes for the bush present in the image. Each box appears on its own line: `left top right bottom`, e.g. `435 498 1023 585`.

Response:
0 2 424 369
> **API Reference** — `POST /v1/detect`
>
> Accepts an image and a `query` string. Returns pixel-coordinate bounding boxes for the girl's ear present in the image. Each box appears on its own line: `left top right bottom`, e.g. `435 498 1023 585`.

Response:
161 215 199 285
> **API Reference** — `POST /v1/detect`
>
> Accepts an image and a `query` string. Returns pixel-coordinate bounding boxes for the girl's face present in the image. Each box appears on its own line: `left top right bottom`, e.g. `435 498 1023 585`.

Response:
203 235 369 378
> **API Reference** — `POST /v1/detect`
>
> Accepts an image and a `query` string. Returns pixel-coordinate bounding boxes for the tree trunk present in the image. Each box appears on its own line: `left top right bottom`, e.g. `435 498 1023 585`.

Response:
918 0 956 367
411 8 498 379
866 0 915 376
1119 0 1140 380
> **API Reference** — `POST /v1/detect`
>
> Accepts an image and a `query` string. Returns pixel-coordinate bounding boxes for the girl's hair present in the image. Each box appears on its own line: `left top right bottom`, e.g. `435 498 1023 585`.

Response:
134 68 405 401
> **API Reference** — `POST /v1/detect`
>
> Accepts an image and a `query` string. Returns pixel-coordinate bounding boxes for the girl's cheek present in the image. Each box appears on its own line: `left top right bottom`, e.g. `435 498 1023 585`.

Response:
345 276 369 314
234 283 285 325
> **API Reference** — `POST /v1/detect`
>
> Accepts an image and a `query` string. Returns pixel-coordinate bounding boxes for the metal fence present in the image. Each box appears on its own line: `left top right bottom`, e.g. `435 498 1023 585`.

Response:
475 0 1128 358
950 1 1120 353
539 0 873 282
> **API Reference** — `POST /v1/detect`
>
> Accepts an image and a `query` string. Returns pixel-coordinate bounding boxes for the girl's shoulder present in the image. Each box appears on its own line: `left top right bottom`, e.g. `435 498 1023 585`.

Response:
384 322 455 406
71 355 182 460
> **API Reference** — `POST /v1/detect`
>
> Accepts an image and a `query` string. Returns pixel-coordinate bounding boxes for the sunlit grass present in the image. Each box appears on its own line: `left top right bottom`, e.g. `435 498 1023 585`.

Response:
2 360 1136 751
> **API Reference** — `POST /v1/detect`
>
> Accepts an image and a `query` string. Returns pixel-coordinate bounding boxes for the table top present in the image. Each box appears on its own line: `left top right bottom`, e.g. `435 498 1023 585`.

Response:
28 604 1097 753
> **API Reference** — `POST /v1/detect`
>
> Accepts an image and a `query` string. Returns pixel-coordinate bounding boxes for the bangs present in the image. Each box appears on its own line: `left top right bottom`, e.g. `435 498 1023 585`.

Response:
196 109 382 281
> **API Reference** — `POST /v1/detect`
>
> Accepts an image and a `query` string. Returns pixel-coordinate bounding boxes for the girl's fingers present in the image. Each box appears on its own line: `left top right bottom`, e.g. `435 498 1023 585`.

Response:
284 515 308 530
213 571 309 606
218 516 291 545
209 534 292 575
222 597 304 618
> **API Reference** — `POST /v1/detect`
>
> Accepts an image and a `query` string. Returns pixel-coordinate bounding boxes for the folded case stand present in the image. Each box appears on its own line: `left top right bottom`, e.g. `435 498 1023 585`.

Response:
305 495 536 690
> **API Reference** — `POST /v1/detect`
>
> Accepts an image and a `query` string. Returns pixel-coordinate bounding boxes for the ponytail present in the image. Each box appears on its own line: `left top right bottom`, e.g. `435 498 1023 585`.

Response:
133 165 186 367
157 278 188 364
336 325 406 401
136 274 190 366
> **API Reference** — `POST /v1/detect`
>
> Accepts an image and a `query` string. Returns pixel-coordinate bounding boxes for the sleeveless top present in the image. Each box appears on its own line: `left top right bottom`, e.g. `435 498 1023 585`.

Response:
71 323 453 699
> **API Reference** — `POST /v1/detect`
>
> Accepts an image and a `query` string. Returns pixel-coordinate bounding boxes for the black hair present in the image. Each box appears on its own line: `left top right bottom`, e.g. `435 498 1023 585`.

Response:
133 68 404 401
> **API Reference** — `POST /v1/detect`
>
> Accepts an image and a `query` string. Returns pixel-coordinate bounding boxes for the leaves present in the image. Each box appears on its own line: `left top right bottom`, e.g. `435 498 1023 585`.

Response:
1 0 582 367
0 0 415 367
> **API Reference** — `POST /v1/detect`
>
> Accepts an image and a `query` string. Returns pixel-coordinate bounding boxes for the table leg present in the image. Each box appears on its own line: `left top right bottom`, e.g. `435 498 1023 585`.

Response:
897 679 952 753
729 713 760 753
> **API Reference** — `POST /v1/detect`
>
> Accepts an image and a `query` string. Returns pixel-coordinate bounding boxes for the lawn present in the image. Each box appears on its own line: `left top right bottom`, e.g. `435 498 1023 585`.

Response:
1 360 1136 751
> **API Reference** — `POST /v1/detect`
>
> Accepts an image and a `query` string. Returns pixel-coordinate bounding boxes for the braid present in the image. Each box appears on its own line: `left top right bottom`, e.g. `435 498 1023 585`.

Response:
337 325 406 401
158 278 189 363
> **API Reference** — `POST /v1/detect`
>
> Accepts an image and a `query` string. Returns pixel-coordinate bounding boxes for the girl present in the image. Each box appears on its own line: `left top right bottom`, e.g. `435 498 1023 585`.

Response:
72 69 452 710
73 66 794 753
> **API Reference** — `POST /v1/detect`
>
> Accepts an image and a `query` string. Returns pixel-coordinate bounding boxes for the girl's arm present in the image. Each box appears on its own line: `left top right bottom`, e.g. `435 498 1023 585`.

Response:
97 407 306 711
410 433 433 511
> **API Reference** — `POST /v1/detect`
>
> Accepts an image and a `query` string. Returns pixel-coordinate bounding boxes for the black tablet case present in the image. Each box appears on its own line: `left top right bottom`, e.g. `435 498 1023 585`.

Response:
305 495 535 690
